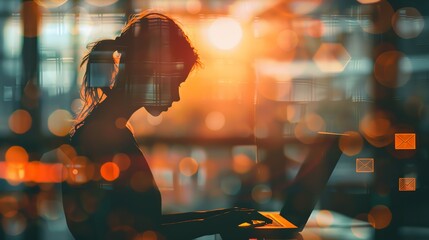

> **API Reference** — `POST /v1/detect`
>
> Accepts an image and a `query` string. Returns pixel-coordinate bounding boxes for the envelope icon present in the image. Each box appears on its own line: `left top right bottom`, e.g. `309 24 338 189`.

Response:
399 178 416 191
395 133 416 150
356 158 374 173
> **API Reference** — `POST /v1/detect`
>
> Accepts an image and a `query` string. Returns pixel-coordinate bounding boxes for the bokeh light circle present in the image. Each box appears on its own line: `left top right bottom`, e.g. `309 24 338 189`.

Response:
392 8 424 39
112 153 131 171
315 210 334 227
8 110 32 134
0 196 19 218
339 131 364 156
251 184 272 204
5 146 29 166
359 111 394 147
1 213 27 236
208 17 243 50
232 154 254 174
304 113 326 132
358 0 393 34
374 51 412 88
100 162 120 181
205 111 226 131
179 157 199 177
368 205 392 229
48 109 73 137
294 121 318 144
115 118 127 129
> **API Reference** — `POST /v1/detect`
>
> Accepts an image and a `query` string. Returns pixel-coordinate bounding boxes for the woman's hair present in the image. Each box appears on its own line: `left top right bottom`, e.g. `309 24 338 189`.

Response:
72 11 200 133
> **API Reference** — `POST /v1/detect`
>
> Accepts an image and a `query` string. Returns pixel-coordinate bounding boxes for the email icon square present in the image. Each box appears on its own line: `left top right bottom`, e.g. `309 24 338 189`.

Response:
395 133 416 150
399 178 416 191
356 158 374 173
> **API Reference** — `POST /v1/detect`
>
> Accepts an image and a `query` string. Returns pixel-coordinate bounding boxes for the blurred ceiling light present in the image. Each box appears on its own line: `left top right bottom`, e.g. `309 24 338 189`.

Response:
313 43 351 73
208 17 243 50
34 0 68 8
85 0 118 7
392 8 424 39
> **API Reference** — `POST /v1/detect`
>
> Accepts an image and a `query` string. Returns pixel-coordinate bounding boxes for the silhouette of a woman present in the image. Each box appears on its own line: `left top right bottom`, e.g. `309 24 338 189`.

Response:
63 12 270 240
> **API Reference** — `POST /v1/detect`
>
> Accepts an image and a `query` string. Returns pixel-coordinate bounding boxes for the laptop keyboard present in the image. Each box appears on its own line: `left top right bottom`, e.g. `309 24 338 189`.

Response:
265 214 283 226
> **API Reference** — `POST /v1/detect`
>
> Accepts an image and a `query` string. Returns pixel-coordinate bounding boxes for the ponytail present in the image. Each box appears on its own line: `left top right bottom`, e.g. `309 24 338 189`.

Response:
71 39 120 135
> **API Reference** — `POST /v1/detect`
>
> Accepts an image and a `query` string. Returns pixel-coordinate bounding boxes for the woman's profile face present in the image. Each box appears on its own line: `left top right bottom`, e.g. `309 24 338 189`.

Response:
124 57 186 116
117 17 193 116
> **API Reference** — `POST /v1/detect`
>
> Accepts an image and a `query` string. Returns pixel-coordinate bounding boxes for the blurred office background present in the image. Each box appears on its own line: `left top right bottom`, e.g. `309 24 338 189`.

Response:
0 0 428 239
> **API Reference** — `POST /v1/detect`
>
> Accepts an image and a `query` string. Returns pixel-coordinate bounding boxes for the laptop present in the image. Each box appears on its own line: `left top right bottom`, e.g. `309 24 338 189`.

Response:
234 132 346 239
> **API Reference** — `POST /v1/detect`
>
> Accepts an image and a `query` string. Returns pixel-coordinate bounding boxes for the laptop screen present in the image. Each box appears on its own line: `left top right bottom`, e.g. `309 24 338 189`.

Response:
280 133 343 231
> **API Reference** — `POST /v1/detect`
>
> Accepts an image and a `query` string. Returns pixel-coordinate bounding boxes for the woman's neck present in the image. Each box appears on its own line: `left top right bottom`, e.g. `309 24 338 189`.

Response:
91 95 137 124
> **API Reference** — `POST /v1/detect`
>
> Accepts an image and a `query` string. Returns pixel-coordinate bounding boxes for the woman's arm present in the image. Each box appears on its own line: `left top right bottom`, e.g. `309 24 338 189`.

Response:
159 218 213 240
161 208 237 224
159 208 273 239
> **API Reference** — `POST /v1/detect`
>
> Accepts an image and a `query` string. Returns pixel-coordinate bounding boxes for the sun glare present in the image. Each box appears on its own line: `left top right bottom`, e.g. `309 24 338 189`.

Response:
208 17 243 50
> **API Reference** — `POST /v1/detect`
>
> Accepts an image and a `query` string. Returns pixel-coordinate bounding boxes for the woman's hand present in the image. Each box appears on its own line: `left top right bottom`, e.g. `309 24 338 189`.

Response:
162 207 250 223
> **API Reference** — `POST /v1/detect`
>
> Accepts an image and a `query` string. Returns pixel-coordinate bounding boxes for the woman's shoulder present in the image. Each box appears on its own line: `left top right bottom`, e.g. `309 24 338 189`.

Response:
70 120 137 156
